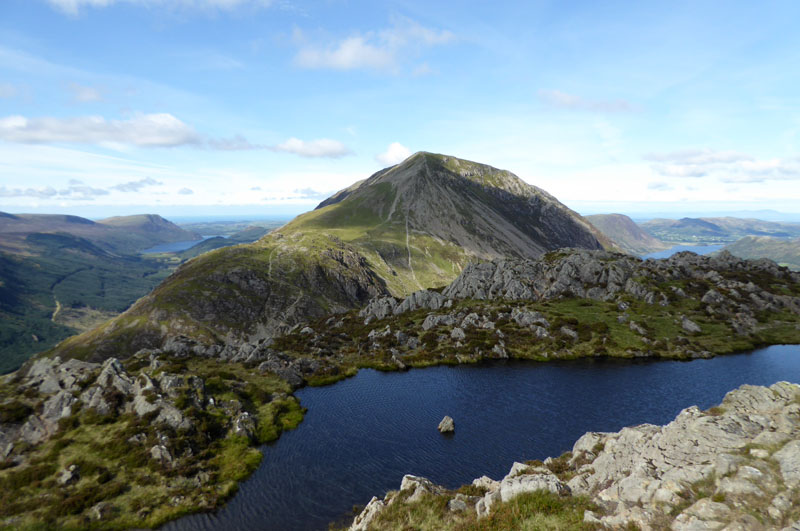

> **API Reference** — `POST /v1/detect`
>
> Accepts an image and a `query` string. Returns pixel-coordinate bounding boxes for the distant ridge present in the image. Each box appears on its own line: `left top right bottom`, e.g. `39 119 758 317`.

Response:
722 236 800 270
641 216 800 244
0 212 200 254
586 213 668 255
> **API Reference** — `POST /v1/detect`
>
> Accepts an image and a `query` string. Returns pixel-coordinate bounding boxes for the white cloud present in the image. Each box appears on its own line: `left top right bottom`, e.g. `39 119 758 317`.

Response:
647 181 673 191
0 113 200 147
177 187 194 195
645 148 800 184
0 83 17 99
645 148 752 165
47 0 273 16
538 90 636 113
719 159 800 183
0 113 353 158
296 36 395 71
650 164 710 178
294 16 454 72
0 183 109 200
270 137 352 158
111 176 162 192
68 82 103 102
207 135 260 151
376 142 411 166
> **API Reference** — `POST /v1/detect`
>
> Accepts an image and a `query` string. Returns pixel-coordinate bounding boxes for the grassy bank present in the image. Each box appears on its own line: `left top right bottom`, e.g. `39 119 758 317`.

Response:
0 357 304 529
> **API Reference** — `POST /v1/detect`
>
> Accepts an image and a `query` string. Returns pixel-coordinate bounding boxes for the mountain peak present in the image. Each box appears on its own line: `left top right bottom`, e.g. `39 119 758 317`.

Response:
290 152 607 292
48 153 611 361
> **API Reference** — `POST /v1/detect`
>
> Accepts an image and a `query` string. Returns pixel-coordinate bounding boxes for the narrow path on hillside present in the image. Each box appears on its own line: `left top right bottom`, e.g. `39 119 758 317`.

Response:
405 213 422 290
49 266 92 322
51 298 62 322
267 247 277 279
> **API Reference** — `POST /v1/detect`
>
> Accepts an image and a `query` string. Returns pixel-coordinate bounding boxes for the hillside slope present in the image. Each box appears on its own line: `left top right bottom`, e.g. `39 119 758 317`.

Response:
586 213 668 255
0 233 171 373
49 152 608 361
722 236 800 270
176 225 273 260
0 213 199 373
3 248 800 528
642 217 800 245
0 212 200 255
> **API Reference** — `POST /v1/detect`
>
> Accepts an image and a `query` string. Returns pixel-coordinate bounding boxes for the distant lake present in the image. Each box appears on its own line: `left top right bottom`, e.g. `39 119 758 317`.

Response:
643 244 724 259
165 345 800 531
140 236 218 254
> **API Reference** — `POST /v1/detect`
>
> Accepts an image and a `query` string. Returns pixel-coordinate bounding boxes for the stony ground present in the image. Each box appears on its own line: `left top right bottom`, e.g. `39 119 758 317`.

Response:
0 351 302 528
3 248 800 529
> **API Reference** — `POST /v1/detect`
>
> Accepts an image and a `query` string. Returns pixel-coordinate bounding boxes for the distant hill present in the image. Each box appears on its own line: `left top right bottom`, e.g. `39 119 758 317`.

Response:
50 151 611 362
586 213 669 255
0 213 200 373
0 212 200 255
641 217 800 245
721 236 800 270
0 232 172 373
177 225 273 260
176 219 286 238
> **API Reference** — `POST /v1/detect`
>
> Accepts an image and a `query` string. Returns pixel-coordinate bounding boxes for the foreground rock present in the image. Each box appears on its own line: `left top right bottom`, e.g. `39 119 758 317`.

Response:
0 350 303 529
350 382 800 530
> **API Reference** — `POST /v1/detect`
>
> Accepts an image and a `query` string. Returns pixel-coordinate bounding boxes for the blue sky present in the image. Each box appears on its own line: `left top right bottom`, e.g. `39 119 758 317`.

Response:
1 0 799 219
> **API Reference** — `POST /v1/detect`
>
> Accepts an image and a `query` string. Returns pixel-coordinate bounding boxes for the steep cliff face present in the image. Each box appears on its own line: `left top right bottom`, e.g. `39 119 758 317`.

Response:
46 153 610 362
316 152 606 255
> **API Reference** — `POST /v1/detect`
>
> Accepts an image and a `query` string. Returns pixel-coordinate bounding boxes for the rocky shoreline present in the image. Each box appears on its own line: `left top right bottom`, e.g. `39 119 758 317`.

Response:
3 248 800 528
0 352 303 528
350 382 800 530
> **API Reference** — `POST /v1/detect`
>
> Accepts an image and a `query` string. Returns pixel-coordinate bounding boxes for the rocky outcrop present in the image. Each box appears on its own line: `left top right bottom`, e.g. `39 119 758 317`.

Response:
352 250 800 357
2 353 212 452
474 463 570 518
23 356 99 395
438 416 454 433
360 290 451 325
442 250 799 309
350 383 800 530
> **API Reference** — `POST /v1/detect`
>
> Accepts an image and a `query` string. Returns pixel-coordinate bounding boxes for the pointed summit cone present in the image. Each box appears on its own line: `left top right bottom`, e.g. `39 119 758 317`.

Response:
285 152 608 293
50 152 610 361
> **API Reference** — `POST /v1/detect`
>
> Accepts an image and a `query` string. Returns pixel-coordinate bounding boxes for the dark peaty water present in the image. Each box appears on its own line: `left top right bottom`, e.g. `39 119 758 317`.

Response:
164 345 800 531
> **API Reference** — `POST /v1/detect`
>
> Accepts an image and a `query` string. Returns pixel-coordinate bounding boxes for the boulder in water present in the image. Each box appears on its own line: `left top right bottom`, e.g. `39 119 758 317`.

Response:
438 415 455 433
